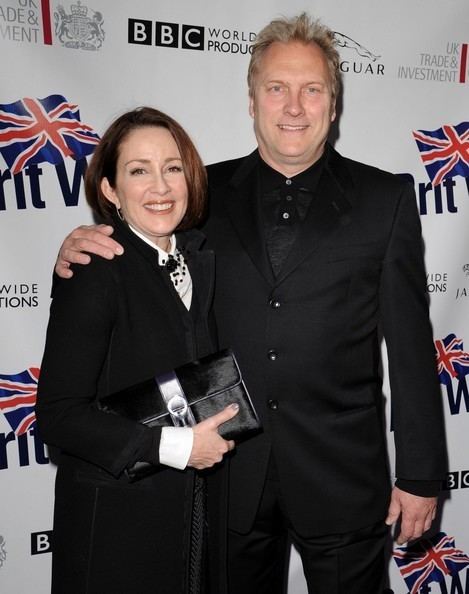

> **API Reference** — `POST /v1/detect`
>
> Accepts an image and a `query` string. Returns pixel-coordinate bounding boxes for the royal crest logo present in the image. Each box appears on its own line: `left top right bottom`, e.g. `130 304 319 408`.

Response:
0 535 6 569
54 1 105 50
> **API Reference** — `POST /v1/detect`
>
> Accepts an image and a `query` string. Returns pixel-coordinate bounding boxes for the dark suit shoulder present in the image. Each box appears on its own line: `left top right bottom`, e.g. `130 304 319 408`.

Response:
207 155 249 189
339 153 410 194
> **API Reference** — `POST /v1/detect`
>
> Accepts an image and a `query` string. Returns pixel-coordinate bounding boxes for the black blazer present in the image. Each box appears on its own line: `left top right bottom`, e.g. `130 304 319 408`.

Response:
36 218 219 594
203 145 446 537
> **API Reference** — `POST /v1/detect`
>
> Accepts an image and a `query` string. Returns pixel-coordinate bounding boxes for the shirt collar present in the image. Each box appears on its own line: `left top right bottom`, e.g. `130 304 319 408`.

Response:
127 224 177 265
259 152 325 194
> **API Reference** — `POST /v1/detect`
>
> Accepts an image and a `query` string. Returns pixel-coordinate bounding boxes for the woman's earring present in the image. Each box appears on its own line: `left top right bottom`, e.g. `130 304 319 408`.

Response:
115 205 124 221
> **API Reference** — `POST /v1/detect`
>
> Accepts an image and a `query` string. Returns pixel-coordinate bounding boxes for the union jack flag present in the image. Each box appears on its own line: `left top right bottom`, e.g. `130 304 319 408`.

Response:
393 532 469 594
0 94 100 174
412 121 469 186
435 333 469 386
0 367 40 435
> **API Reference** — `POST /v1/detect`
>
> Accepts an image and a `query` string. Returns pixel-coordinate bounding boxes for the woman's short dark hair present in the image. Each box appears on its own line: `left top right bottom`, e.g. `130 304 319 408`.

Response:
85 106 207 230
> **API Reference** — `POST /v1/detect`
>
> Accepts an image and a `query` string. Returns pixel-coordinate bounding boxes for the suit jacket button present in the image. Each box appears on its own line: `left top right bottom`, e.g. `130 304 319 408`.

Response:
269 299 281 309
268 399 279 410
267 349 278 361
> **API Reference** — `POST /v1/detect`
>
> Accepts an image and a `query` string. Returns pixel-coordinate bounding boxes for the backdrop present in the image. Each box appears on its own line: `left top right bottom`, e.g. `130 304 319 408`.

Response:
1 1 468 593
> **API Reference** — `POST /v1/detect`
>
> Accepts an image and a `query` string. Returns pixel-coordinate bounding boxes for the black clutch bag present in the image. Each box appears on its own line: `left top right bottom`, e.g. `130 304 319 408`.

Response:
98 349 261 480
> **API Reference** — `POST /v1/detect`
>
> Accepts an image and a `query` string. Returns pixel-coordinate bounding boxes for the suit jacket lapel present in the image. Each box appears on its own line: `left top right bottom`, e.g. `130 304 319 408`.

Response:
222 146 355 287
224 150 276 286
275 145 354 284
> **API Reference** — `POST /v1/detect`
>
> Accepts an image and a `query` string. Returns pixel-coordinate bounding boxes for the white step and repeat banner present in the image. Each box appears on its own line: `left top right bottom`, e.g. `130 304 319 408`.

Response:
1 1 468 593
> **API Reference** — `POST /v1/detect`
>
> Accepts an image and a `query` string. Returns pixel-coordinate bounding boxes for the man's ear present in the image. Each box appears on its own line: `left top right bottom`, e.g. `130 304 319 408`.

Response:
101 177 119 207
249 94 255 119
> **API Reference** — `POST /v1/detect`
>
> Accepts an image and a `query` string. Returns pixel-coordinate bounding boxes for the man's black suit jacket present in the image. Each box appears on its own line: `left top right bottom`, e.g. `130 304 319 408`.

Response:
203 145 446 538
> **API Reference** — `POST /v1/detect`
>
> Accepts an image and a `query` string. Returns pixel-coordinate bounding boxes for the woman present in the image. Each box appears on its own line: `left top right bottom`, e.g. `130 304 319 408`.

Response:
36 107 237 594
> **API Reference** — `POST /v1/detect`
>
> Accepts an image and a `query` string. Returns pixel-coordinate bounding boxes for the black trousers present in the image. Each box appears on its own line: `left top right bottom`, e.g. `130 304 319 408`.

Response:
227 460 387 594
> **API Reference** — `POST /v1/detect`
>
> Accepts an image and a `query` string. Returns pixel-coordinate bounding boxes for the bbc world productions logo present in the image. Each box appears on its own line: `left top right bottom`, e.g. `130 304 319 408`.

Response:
128 18 256 55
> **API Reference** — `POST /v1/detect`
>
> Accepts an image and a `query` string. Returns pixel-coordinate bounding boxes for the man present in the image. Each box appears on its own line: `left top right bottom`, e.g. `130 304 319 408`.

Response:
55 14 446 594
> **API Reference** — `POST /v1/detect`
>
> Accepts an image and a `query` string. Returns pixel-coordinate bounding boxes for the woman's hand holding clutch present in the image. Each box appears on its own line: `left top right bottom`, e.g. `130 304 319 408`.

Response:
188 404 239 469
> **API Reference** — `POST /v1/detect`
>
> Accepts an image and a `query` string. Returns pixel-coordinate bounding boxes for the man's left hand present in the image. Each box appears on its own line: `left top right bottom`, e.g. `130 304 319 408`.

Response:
385 486 437 545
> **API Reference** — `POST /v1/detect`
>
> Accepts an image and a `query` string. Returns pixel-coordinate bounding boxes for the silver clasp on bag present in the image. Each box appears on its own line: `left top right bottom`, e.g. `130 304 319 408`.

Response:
155 371 196 427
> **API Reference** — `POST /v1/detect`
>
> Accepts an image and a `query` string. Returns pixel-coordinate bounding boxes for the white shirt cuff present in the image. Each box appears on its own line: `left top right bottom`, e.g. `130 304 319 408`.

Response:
159 426 194 470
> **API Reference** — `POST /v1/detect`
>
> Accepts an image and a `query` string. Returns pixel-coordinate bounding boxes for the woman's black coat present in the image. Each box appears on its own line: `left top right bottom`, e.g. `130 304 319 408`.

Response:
36 217 224 594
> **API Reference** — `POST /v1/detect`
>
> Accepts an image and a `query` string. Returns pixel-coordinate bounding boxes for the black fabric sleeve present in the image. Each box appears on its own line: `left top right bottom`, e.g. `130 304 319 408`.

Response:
395 478 442 497
380 182 447 483
129 426 162 467
36 258 162 477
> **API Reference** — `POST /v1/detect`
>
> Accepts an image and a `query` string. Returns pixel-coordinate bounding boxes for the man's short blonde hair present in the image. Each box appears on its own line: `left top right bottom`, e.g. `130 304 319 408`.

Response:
248 13 341 101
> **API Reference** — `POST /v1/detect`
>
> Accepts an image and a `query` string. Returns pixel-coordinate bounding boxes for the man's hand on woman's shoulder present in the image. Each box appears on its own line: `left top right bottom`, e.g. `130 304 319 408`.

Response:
55 224 124 278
